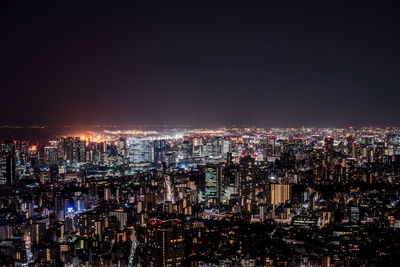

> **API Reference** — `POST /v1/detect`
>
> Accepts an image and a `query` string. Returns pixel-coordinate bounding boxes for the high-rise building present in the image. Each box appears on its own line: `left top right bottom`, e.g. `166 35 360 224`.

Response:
222 138 231 160
147 219 184 267
0 141 16 185
205 164 223 200
154 140 166 166
0 140 15 154
323 137 334 179
181 140 193 160
350 206 360 224
44 145 59 165
109 210 128 230
116 136 127 156
28 223 46 245
128 139 152 164
104 188 111 201
239 155 256 201
36 144 46 164
268 184 291 205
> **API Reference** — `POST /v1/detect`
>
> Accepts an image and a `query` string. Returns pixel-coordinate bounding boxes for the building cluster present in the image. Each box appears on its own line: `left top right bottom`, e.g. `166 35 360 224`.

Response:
0 127 400 266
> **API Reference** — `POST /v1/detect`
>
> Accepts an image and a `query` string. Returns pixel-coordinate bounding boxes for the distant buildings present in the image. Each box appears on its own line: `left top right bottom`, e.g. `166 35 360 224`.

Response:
0 127 399 265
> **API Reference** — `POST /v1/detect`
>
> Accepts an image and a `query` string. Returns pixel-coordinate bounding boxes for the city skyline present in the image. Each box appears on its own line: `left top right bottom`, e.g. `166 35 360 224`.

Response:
1 1 400 266
1 126 400 265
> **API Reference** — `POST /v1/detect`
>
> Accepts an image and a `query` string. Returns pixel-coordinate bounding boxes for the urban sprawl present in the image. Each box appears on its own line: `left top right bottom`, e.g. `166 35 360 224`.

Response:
1 127 400 266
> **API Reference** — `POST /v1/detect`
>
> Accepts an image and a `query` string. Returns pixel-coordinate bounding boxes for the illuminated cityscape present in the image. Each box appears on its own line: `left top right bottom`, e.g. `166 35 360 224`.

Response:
1 0 400 266
0 126 400 265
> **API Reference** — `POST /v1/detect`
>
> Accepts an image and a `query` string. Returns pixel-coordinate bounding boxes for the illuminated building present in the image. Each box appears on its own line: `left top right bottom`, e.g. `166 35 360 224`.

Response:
221 138 231 160
44 145 59 165
181 140 192 159
154 139 166 166
28 223 46 245
267 184 291 205
104 188 111 201
116 136 127 157
323 137 334 179
350 206 360 225
291 215 318 228
36 144 46 164
321 211 332 226
0 141 16 185
57 137 85 163
205 164 223 200
147 219 184 267
128 139 152 164
239 155 256 201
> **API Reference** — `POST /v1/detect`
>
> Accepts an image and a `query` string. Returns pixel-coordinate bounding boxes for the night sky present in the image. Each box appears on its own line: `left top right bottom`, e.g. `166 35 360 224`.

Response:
1 0 400 127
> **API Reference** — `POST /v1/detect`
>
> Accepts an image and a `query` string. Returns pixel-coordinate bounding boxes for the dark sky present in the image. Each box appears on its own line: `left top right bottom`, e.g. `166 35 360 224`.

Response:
1 0 400 127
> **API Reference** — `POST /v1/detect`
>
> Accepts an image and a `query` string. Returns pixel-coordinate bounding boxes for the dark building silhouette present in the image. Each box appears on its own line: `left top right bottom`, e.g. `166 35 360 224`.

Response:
154 140 166 166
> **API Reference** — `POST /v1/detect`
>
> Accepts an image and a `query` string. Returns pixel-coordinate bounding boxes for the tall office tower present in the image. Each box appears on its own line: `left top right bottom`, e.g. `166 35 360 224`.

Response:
44 145 58 165
352 142 359 160
192 137 203 158
346 135 354 156
116 136 127 157
15 140 29 166
267 184 291 205
205 164 223 200
226 152 233 166
350 206 360 225
147 219 184 267
203 141 213 158
36 144 46 164
323 137 334 179
181 140 193 159
50 164 59 181
239 155 256 201
0 141 16 185
128 139 152 164
193 137 202 147
221 138 231 160
28 223 46 245
104 188 111 201
154 139 166 166
266 136 276 156
223 158 238 186
211 137 222 158
192 145 202 158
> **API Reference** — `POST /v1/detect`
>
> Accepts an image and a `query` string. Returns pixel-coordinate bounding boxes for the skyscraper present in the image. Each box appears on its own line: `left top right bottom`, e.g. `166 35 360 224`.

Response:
0 141 16 185
154 139 166 166
128 139 152 164
147 219 184 267
268 184 291 205
239 155 256 201
323 137 334 179
205 164 223 200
